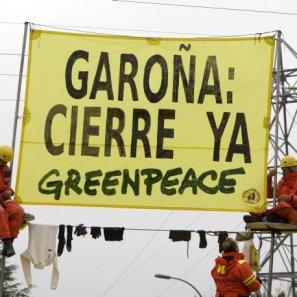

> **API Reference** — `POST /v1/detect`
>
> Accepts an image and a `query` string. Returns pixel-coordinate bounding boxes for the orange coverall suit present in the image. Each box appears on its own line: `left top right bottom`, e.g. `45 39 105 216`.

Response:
267 172 297 224
0 165 24 239
211 252 261 297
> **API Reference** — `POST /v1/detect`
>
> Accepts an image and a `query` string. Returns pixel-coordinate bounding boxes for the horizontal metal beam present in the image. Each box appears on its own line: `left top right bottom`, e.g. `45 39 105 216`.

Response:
271 97 297 102
273 67 297 74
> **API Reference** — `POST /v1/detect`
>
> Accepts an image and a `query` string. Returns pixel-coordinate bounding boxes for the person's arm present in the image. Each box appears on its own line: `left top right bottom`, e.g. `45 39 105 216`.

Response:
267 170 276 198
277 180 297 205
236 260 261 292
0 167 14 200
289 195 297 208
286 179 297 207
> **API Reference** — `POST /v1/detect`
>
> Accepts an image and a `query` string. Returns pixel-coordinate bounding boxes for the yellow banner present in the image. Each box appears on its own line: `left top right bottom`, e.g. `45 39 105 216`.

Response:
15 30 275 211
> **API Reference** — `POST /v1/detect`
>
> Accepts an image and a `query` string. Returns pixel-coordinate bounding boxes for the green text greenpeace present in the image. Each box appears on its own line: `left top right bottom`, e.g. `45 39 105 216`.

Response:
38 167 245 200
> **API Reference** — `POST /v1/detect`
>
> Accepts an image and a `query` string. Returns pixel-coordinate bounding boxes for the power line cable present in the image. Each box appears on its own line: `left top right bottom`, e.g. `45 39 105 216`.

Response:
112 0 297 17
155 221 244 297
32 22 211 36
0 73 25 77
64 211 150 297
155 245 218 297
0 52 24 56
0 98 24 102
118 212 205 283
96 211 174 297
0 21 23 25
0 21 278 37
154 291 194 297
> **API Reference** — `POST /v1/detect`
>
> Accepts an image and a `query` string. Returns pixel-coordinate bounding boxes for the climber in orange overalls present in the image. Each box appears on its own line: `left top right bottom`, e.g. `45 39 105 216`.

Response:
0 145 24 257
211 238 261 297
244 155 297 224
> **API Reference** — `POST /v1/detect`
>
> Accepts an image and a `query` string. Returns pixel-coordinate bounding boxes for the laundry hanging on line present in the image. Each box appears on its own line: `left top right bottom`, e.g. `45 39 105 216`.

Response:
19 223 260 291
21 223 59 290
52 223 255 258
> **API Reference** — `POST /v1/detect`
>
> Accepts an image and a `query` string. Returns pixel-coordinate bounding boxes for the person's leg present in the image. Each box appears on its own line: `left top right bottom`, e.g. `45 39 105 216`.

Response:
0 206 11 239
0 204 15 257
243 211 267 224
4 200 25 239
264 213 288 223
267 201 297 224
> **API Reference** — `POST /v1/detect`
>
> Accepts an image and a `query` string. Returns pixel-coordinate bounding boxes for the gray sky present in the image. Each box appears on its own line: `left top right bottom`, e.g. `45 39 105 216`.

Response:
1 0 297 296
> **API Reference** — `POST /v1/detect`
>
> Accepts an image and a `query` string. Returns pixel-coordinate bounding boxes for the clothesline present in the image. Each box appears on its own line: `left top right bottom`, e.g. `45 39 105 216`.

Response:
49 224 274 234
19 222 261 291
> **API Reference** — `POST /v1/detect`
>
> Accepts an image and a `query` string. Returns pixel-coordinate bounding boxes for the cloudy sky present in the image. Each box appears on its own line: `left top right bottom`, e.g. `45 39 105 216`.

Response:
1 0 297 296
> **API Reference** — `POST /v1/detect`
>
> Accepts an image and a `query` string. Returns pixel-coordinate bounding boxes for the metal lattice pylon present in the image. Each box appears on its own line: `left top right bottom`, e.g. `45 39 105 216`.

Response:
257 32 297 297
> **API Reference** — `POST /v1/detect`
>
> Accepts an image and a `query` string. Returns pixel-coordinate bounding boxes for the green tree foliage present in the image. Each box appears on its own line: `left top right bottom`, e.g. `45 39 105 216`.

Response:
3 263 31 297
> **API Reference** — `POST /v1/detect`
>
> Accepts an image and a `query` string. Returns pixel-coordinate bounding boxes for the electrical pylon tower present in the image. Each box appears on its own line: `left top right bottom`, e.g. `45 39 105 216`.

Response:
257 32 297 297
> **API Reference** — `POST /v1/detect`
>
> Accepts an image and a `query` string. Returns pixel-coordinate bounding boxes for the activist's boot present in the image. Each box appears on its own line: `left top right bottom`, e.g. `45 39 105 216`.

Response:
2 238 15 257
263 213 289 224
243 215 263 224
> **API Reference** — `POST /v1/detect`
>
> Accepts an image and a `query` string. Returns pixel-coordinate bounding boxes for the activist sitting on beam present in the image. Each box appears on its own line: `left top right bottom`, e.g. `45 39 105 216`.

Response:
244 155 297 225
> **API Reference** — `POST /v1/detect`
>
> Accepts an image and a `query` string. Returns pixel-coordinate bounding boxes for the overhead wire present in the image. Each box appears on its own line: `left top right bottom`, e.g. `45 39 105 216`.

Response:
157 292 193 297
0 20 280 37
0 98 24 102
64 211 150 297
0 21 23 25
155 245 219 297
0 52 24 56
112 0 297 17
30 21 215 36
155 221 244 297
155 290 194 297
96 211 174 297
3 20 208 36
0 73 25 77
117 212 205 283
